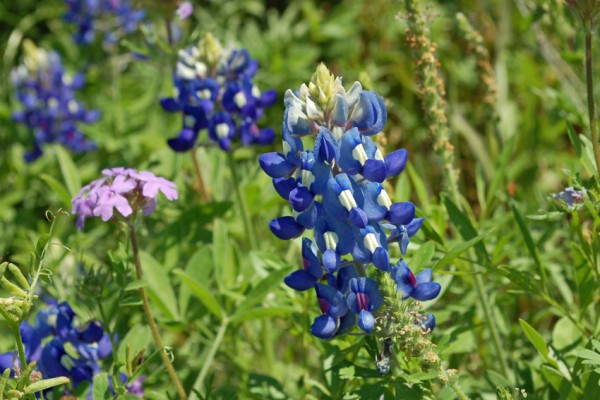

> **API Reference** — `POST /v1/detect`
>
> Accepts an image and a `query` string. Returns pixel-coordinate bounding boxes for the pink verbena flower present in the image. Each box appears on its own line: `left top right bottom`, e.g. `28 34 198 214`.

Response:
72 167 178 229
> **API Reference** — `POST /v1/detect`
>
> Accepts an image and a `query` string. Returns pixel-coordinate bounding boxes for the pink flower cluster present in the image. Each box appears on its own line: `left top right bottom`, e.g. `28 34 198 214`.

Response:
72 167 178 229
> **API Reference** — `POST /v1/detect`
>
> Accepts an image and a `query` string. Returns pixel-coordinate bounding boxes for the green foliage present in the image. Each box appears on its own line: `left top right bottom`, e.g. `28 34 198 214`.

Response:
1 0 600 399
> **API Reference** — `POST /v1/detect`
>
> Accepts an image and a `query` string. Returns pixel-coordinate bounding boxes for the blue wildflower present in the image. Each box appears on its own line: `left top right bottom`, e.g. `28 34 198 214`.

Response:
0 301 112 397
261 64 439 339
346 277 383 333
554 186 585 209
63 0 145 46
11 46 98 162
390 260 441 301
161 33 276 152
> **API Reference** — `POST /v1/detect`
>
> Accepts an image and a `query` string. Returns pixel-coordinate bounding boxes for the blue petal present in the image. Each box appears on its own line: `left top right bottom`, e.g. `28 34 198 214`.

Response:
419 313 436 333
289 186 314 212
160 97 181 112
348 207 368 228
361 183 388 221
322 249 340 274
315 284 348 317
260 90 278 107
415 268 433 284
338 128 362 175
269 217 304 240
406 218 425 236
357 310 375 333
284 270 319 291
362 159 386 183
272 177 297 200
372 248 390 271
331 94 349 125
302 238 323 279
310 314 338 339
388 202 416 225
335 265 359 293
80 321 103 343
285 103 312 135
296 202 318 229
351 91 387 136
411 282 441 301
385 149 408 178
314 127 337 163
336 311 356 335
167 129 197 152
258 152 295 178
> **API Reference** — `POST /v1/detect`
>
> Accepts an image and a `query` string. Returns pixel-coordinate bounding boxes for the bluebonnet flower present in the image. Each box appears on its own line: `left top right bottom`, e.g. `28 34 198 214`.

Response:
72 167 178 229
260 64 440 339
0 301 118 398
11 45 99 162
161 33 277 152
63 0 145 46
390 260 441 301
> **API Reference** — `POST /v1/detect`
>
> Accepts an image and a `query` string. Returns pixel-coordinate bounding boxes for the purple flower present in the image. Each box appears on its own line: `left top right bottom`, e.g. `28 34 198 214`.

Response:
176 1 193 20
554 187 585 209
72 167 178 229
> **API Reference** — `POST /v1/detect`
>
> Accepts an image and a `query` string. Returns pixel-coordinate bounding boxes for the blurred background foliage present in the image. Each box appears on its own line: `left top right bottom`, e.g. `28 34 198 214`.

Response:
1 0 599 399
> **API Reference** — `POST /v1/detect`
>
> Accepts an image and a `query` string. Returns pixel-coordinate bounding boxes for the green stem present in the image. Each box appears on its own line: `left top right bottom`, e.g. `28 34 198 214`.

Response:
14 325 28 377
471 269 510 378
190 318 229 399
585 25 600 178
227 152 258 251
448 379 470 400
191 146 210 202
129 226 188 400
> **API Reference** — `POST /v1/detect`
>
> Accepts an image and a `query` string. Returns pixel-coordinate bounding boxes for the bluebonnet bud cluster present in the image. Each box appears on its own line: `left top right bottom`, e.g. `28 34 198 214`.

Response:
63 0 145 45
0 301 144 398
160 33 277 152
11 45 99 162
259 65 441 339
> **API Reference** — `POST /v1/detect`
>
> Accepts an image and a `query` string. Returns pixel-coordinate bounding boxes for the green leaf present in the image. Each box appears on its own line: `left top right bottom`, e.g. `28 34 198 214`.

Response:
443 196 489 261
566 122 583 157
234 267 290 314
519 319 558 368
40 174 72 208
92 372 110 400
574 348 600 365
172 269 223 321
435 229 493 269
24 377 70 394
213 219 236 289
230 306 297 323
140 251 179 321
395 381 423 400
54 145 81 197
511 202 543 272
124 280 147 291
410 242 435 271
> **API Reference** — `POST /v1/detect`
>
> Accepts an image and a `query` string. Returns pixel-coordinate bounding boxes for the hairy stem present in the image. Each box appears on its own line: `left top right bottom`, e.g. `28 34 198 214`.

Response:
585 25 600 177
129 226 187 400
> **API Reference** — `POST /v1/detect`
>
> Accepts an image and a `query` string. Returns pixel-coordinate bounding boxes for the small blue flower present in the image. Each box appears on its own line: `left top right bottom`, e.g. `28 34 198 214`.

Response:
390 261 441 301
284 238 324 291
310 284 351 339
346 277 383 333
554 187 585 209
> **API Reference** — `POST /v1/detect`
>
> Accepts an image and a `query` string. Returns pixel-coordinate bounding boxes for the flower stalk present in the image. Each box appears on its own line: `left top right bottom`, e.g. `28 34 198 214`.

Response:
129 226 187 400
584 25 600 177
